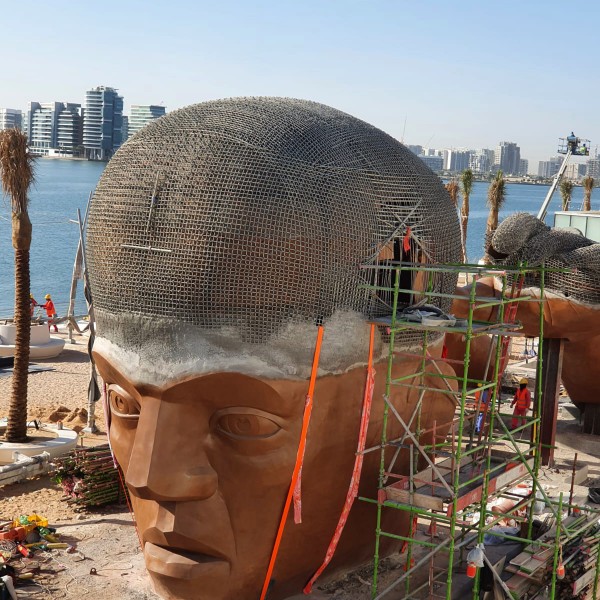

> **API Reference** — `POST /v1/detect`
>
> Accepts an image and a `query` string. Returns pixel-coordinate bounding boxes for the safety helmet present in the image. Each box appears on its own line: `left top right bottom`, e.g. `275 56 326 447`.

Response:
519 377 528 385
45 294 51 300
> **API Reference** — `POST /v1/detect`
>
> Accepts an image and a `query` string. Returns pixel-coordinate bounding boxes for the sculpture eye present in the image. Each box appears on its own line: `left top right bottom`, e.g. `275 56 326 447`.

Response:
108 386 140 419
216 412 281 440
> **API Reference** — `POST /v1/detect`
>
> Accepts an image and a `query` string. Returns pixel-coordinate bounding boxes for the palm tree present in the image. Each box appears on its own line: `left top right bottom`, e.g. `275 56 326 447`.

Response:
559 179 574 211
485 170 506 263
445 179 459 208
582 176 594 211
0 130 35 442
460 169 473 263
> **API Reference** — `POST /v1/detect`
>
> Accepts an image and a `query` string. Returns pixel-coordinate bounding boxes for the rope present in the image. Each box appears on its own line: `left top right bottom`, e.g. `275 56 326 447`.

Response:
259 325 324 600
304 323 376 593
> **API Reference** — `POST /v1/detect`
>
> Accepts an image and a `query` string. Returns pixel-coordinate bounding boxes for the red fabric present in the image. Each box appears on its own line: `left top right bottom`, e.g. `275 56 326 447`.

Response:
304 324 376 594
511 407 528 429
403 227 412 253
260 326 324 600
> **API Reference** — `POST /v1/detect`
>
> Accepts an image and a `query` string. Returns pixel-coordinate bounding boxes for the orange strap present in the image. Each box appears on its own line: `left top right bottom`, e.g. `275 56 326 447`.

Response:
304 324 376 593
259 325 324 600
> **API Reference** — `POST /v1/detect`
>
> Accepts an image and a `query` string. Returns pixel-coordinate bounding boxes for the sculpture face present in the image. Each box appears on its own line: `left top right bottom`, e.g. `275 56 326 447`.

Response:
86 98 462 599
96 353 303 599
95 350 456 600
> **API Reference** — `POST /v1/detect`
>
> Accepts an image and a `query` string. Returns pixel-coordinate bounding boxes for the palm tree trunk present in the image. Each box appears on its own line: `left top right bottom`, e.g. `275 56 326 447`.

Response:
7 213 32 442
460 197 469 263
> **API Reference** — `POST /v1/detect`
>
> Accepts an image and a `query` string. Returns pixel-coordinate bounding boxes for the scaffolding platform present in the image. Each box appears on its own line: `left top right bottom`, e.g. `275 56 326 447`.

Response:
384 455 535 515
358 261 600 600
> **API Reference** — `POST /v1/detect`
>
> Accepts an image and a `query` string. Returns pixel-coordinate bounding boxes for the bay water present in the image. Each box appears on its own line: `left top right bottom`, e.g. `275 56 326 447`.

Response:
0 160 586 317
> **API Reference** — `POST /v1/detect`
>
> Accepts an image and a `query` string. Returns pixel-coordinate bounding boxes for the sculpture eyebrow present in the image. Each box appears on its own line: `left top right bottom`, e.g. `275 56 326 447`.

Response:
159 376 297 418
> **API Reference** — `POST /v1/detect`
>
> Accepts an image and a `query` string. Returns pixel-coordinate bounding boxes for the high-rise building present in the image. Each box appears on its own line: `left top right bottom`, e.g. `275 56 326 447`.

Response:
0 108 22 131
27 102 82 156
519 159 529 176
445 149 472 173
538 156 563 178
586 156 600 179
564 163 586 181
83 86 124 160
406 144 423 155
122 116 129 142
127 105 166 139
418 154 443 172
469 149 494 174
494 141 521 175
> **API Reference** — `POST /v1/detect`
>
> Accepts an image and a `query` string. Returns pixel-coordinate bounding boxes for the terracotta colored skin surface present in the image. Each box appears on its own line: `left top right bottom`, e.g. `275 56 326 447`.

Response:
446 277 600 409
93 349 456 600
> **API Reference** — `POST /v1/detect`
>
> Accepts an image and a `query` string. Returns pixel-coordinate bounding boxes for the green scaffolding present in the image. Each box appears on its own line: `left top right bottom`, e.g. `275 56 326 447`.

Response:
358 261 600 600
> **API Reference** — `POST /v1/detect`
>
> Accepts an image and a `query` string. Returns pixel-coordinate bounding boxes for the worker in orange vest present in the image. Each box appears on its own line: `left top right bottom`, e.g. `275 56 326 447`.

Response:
510 377 531 429
40 294 59 333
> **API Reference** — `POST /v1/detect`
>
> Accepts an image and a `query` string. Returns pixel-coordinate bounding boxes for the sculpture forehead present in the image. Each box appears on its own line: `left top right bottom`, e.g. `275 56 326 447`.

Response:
87 97 460 347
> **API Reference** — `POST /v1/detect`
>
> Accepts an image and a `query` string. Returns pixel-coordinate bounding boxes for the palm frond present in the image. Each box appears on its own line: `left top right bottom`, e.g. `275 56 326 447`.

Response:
460 168 473 197
582 176 594 211
445 179 459 207
559 179 574 211
0 129 35 214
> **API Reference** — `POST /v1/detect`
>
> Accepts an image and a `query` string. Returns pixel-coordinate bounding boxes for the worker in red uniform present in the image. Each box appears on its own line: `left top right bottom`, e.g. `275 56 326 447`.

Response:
40 294 58 333
511 377 531 429
29 294 38 317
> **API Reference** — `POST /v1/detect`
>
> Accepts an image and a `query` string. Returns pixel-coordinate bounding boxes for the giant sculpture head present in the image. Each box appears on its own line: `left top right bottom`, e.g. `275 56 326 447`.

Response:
87 98 461 599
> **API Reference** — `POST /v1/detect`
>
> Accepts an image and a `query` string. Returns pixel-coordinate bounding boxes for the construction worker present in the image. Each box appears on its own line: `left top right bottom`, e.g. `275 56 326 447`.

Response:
40 294 59 333
510 377 531 429
29 293 37 318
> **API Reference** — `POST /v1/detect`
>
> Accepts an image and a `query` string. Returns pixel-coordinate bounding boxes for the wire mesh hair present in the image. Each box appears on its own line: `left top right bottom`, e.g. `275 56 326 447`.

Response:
490 212 600 304
87 97 461 345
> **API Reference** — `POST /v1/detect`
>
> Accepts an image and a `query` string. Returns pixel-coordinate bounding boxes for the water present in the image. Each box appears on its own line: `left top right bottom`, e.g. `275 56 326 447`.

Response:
0 161 586 316
0 159 105 317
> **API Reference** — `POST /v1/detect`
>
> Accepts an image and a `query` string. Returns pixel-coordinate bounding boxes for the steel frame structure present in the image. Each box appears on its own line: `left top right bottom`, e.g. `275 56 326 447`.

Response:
359 261 600 600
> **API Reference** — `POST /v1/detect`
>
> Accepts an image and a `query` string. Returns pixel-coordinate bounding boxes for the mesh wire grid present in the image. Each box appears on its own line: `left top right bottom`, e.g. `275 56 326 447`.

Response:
490 212 600 305
86 97 462 346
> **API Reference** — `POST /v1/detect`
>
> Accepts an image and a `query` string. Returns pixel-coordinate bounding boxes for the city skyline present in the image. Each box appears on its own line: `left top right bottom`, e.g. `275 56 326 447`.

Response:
1 1 599 167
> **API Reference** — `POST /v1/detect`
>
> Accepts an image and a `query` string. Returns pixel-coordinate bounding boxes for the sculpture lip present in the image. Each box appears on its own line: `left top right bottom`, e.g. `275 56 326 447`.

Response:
142 528 233 564
144 542 231 579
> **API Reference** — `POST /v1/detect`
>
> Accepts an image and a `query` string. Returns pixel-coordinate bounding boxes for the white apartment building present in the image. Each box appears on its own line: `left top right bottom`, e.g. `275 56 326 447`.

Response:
0 108 22 130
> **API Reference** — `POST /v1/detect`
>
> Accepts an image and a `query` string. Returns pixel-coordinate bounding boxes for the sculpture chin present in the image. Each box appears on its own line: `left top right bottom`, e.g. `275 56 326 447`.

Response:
147 551 232 600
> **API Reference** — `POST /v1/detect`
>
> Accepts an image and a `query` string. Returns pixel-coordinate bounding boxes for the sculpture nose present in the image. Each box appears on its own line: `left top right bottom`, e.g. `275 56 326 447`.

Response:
125 397 218 502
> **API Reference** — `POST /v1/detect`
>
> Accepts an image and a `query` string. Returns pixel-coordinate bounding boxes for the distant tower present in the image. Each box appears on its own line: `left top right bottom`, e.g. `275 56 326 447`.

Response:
83 86 124 160
128 105 166 138
122 115 129 142
494 141 521 175
26 102 82 156
0 108 22 131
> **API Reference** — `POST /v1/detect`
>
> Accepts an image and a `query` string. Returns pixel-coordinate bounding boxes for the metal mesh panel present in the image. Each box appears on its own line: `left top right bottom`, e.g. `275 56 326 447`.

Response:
87 97 461 345
490 212 600 304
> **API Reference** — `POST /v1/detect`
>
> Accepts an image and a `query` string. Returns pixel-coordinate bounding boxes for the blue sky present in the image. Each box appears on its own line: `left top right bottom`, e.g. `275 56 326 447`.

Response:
2 0 598 168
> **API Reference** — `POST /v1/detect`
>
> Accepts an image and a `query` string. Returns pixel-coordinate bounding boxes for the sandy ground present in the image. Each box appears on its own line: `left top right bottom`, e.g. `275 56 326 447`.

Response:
0 329 599 599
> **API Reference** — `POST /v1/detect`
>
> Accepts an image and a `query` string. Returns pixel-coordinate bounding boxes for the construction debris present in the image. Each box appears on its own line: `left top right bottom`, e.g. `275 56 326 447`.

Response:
506 512 600 599
51 445 127 510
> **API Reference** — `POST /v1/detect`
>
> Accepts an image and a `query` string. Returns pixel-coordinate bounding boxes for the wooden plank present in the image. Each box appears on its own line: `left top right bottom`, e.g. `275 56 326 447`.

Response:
509 551 535 567
573 567 598 594
384 488 444 511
